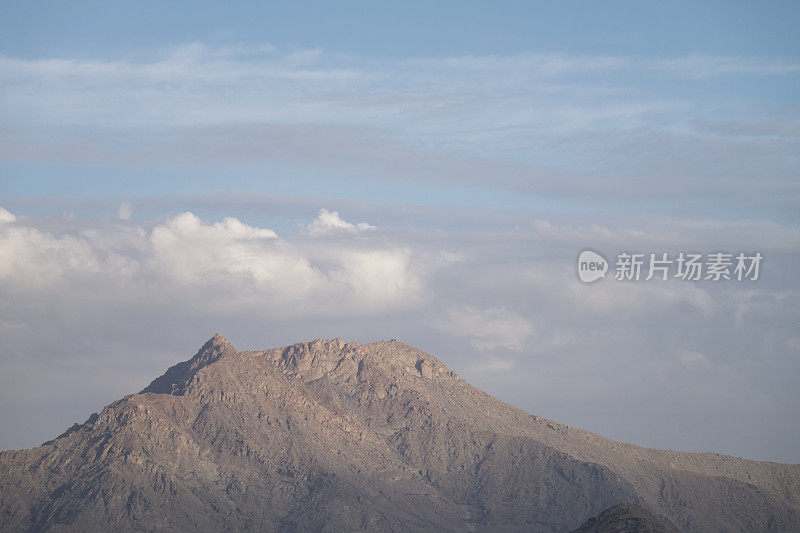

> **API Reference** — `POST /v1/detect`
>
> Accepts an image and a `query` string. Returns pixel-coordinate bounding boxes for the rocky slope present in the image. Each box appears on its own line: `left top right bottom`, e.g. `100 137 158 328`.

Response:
570 503 676 532
1 335 798 531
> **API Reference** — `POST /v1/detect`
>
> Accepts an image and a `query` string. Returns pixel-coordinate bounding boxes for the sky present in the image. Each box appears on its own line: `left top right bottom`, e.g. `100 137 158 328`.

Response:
1 2 799 463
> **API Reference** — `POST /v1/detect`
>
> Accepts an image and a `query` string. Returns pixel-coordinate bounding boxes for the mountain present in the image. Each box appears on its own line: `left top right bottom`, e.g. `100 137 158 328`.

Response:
570 503 676 532
1 335 799 532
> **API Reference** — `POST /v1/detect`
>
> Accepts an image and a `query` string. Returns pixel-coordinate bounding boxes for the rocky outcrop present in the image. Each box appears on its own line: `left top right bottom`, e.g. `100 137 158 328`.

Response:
571 503 677 532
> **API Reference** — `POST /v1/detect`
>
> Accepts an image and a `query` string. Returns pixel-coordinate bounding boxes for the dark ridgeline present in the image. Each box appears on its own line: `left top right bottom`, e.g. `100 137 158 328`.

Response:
1 335 798 531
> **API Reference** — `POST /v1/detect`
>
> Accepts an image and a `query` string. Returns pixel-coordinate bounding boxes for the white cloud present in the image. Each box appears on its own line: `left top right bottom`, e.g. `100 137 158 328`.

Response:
436 306 534 351
306 208 374 236
402 53 630 78
0 209 421 314
329 248 419 306
148 212 324 304
117 202 132 220
0 223 100 287
0 208 15 224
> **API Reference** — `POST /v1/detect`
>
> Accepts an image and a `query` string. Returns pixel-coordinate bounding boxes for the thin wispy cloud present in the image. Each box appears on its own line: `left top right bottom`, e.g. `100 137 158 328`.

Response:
2 44 797 219
650 53 800 78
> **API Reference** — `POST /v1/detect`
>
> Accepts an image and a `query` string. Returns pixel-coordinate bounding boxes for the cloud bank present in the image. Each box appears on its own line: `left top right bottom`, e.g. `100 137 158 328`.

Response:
0 208 421 315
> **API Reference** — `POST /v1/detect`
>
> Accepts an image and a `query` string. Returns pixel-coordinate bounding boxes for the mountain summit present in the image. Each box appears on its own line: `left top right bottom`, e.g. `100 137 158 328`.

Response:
1 336 798 531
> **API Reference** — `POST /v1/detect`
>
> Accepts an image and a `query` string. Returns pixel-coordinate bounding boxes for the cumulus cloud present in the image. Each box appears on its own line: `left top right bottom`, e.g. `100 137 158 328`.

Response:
117 202 132 221
0 208 15 224
306 208 374 236
436 306 534 351
148 212 298 287
0 218 101 287
328 248 419 305
0 208 420 314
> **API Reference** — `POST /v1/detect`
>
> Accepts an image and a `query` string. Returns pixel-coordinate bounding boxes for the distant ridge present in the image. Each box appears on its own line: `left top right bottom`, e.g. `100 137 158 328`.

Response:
1 335 798 531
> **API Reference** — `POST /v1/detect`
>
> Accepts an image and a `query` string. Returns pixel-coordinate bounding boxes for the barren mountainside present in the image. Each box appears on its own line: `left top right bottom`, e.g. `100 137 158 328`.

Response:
1 335 799 531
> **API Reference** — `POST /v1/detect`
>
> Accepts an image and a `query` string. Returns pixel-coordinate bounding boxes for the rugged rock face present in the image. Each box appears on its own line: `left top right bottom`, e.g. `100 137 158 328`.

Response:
570 503 677 532
1 335 799 532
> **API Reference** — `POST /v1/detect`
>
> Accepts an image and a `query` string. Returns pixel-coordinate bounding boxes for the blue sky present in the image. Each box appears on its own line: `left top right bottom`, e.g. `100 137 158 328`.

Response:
3 1 800 59
1 2 799 462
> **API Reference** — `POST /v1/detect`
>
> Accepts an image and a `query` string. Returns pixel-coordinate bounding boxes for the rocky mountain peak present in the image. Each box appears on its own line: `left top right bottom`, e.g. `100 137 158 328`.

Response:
197 332 235 358
2 335 800 532
141 333 238 395
209 332 231 345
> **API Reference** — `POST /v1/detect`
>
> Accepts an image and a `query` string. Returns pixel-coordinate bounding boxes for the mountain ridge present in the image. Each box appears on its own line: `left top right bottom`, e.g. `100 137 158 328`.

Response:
1 335 798 531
